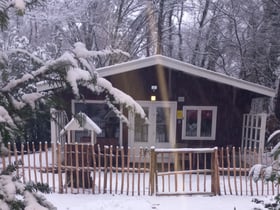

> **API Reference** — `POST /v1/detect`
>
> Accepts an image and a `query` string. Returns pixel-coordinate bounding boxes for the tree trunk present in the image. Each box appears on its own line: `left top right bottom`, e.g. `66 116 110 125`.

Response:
191 0 210 66
156 0 165 54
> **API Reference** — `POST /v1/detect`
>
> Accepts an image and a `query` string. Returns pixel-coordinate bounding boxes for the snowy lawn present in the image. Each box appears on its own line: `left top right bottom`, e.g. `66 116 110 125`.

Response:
44 193 272 210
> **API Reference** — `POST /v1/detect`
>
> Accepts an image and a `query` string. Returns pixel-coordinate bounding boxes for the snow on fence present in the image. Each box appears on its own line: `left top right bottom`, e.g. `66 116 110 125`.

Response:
0 142 276 197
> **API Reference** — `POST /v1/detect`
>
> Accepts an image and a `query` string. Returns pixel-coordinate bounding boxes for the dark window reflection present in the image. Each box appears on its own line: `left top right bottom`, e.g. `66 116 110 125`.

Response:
74 103 120 142
200 110 212 137
185 110 198 137
134 108 149 142
156 107 170 143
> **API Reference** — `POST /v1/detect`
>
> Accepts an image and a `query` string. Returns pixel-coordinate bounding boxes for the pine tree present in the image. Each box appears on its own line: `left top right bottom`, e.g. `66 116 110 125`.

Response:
0 163 56 210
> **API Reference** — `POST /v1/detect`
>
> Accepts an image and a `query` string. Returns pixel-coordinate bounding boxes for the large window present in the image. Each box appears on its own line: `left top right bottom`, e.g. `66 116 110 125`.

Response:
182 106 217 140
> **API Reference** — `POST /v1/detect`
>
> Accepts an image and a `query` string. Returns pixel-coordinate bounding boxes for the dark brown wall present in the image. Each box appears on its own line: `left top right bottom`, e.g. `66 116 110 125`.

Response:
107 65 262 148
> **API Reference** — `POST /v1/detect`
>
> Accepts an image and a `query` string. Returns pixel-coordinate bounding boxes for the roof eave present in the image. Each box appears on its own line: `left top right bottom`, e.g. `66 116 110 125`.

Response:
97 55 276 98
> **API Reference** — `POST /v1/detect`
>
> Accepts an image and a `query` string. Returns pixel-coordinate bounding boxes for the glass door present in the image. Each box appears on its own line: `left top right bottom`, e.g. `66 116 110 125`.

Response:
128 101 177 149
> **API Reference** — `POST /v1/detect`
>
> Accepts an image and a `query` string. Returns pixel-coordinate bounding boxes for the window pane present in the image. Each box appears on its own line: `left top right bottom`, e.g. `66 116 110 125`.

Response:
257 116 261 127
134 108 149 142
201 110 213 137
185 110 198 137
74 103 120 139
75 130 91 143
156 107 170 143
253 116 257 127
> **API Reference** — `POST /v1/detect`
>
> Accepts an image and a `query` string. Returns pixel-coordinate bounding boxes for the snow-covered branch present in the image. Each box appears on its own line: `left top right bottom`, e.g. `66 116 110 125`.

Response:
0 41 145 140
0 106 15 127
7 48 45 65
0 165 57 209
1 51 75 92
73 42 130 59
7 0 25 12
96 78 146 118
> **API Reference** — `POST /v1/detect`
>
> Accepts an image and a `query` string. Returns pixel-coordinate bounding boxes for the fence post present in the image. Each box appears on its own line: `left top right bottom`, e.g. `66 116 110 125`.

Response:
211 147 220 195
215 148 221 195
57 143 63 194
149 146 156 195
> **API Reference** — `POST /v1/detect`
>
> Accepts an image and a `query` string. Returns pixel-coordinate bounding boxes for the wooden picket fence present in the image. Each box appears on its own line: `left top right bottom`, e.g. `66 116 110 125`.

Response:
0 142 151 195
149 147 220 196
60 143 150 195
0 142 276 196
218 146 276 196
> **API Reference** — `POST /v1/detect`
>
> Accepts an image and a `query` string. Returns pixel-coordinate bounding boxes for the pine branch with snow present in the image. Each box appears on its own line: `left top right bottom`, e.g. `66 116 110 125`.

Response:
0 0 9 30
0 40 145 147
0 164 56 210
250 130 280 185
0 0 29 30
249 141 280 210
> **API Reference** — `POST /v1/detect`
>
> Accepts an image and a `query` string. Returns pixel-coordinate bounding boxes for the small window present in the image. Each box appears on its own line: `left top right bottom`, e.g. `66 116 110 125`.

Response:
182 106 217 140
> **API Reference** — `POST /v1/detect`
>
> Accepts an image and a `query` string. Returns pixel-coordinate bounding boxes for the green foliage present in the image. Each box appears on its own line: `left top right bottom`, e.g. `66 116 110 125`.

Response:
36 182 51 193
251 132 280 209
25 181 51 194
16 9 25 16
274 195 280 204
9 200 25 210
0 11 8 31
273 149 280 161
19 103 51 147
0 166 55 209
0 0 9 31
252 198 279 210
1 163 17 175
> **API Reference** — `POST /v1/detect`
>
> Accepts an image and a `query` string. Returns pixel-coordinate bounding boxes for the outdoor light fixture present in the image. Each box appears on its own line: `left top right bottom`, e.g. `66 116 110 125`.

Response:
151 85 157 91
151 95 156 101
150 85 157 101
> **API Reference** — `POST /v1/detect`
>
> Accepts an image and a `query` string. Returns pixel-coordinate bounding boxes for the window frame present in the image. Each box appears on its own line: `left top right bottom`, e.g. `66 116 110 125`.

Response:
128 101 177 147
181 106 217 140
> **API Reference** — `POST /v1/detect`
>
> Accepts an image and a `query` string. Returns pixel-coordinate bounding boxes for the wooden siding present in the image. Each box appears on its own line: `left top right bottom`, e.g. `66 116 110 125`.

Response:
107 65 266 148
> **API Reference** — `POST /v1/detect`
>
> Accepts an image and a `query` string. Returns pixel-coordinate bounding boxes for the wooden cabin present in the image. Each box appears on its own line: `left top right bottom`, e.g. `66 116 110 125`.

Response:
51 55 277 153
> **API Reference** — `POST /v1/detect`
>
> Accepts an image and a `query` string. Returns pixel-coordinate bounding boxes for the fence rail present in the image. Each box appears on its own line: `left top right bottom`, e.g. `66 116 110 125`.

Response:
218 146 276 196
150 147 220 196
0 142 275 196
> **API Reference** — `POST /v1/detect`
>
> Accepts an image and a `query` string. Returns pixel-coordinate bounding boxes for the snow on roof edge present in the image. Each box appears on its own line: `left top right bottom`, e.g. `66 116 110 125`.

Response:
97 55 276 97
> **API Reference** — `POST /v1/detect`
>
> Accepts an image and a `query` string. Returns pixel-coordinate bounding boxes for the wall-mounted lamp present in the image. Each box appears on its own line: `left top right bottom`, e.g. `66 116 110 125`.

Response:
151 85 158 91
150 85 157 101
150 95 156 101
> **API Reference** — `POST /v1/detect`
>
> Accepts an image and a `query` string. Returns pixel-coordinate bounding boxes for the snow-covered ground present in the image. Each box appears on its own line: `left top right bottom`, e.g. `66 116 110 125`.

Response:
44 193 271 210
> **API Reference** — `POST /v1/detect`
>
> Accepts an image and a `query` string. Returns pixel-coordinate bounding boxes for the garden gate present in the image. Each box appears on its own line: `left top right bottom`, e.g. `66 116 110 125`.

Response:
149 147 220 196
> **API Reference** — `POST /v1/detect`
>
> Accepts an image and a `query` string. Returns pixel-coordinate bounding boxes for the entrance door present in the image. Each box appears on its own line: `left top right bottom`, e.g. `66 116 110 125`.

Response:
128 101 177 150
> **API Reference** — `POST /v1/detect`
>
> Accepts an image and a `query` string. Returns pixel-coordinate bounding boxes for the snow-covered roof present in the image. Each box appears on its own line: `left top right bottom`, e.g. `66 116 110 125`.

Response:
60 113 102 135
97 55 276 97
